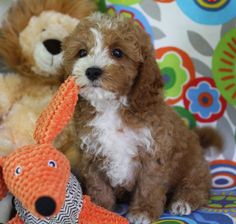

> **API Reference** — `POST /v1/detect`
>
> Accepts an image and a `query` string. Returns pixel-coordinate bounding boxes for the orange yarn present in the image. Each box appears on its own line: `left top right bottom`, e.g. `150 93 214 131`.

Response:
34 76 79 144
0 76 128 224
3 145 70 218
79 196 128 224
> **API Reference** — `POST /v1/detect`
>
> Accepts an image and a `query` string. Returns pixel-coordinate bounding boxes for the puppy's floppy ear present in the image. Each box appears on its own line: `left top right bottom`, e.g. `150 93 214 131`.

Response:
128 25 163 113
0 157 8 200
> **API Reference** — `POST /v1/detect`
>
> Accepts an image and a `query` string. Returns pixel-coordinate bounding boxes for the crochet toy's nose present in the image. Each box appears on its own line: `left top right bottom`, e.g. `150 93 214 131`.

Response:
43 39 62 55
86 67 103 81
35 196 56 217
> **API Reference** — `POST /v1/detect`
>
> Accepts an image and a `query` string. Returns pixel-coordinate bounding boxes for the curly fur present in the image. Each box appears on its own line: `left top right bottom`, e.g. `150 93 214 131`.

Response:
194 126 223 151
0 0 96 80
63 13 211 223
0 0 96 161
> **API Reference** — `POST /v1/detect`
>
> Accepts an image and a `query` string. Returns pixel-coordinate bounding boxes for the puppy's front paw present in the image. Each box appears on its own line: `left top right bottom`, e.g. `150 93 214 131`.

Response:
170 200 192 216
127 213 151 224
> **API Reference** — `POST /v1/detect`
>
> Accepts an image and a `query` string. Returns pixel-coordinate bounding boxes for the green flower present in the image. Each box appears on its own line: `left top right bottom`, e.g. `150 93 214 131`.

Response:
212 28 236 106
158 52 189 104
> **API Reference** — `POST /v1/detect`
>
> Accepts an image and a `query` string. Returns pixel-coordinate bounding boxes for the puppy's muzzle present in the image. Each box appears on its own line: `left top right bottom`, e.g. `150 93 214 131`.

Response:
86 67 103 81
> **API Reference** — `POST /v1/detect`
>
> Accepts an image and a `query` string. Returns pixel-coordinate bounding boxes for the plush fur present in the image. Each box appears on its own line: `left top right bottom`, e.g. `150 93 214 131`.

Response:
0 0 96 161
0 1 96 221
0 0 96 77
63 13 212 223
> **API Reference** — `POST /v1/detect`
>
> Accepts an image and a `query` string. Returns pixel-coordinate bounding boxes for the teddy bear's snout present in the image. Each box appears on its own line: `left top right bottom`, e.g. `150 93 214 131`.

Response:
35 196 56 217
43 39 62 55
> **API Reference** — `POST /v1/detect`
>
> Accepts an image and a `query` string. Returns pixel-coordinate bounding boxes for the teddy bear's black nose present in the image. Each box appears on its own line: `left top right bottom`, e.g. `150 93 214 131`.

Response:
43 39 62 55
35 196 56 217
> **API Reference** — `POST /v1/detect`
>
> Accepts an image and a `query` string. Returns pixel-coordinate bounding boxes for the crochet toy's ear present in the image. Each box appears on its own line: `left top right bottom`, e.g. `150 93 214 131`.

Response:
0 157 8 199
34 76 79 144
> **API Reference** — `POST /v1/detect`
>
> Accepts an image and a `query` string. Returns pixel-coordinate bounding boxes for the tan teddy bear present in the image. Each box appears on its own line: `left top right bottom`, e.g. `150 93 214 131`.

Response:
0 0 96 158
0 0 96 222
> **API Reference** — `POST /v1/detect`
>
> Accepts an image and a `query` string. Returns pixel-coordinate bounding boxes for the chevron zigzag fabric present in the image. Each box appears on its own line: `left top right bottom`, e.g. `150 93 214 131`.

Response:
14 175 83 224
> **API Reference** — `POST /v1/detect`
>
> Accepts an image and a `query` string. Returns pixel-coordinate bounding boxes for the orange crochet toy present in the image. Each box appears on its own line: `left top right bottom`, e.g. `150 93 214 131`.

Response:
0 77 128 224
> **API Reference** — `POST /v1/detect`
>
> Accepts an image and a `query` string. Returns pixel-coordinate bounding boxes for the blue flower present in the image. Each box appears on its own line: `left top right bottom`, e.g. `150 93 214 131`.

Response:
187 82 220 119
176 0 236 25
183 77 226 122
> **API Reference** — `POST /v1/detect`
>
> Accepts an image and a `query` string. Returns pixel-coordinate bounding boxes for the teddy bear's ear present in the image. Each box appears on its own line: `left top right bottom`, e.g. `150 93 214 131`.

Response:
34 76 79 144
0 157 8 200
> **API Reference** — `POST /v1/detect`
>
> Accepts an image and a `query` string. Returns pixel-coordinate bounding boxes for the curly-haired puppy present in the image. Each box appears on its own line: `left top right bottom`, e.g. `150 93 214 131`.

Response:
63 13 211 223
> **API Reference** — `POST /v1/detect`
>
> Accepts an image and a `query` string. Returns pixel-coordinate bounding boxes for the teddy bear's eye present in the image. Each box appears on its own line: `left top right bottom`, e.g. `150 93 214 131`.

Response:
77 49 87 58
48 160 57 168
15 166 22 176
42 28 46 32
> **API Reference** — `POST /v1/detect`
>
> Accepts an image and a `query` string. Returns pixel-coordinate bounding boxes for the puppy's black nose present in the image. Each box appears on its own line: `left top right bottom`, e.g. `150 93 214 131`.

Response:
35 196 56 217
43 39 62 55
86 67 103 81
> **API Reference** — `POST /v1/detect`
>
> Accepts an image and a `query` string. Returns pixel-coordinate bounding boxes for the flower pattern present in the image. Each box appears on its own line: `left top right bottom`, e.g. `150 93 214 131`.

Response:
194 0 230 11
174 106 196 129
107 5 154 42
212 28 236 106
200 160 236 215
210 160 236 192
156 47 195 105
108 0 141 5
183 78 226 122
176 0 236 25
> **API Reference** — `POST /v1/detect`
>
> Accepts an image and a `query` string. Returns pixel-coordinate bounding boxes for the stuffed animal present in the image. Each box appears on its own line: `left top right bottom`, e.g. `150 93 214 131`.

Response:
0 0 96 221
0 76 128 224
0 0 96 163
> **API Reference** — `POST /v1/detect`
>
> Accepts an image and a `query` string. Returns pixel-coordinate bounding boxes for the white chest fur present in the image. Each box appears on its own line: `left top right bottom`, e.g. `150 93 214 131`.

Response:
80 89 153 187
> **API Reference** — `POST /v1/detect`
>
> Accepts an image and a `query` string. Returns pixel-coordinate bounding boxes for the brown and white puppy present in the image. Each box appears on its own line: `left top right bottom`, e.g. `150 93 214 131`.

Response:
63 13 211 224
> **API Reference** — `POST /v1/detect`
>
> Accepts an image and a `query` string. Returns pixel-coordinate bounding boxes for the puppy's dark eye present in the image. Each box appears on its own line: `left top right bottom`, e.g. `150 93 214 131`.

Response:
112 48 123 58
78 49 87 58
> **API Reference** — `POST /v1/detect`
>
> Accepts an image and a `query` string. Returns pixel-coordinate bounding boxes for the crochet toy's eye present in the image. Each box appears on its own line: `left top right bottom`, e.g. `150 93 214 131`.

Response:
15 166 22 176
78 49 87 58
48 160 57 168
112 48 123 58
